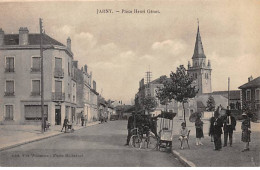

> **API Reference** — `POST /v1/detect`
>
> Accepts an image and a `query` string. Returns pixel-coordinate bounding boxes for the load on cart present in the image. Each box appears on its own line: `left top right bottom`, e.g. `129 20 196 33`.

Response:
157 111 177 150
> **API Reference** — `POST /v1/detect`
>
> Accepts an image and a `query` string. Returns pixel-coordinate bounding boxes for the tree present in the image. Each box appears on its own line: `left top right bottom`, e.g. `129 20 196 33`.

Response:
142 95 157 115
242 100 257 122
206 95 216 111
157 65 198 123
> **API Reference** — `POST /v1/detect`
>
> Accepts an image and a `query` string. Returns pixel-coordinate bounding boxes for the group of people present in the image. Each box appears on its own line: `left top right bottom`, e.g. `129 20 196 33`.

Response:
178 110 251 152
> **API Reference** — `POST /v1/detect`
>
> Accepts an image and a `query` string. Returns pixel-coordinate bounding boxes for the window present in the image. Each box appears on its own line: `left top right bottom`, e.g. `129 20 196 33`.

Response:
5 105 14 120
54 57 63 77
205 73 208 79
5 80 14 96
68 62 70 76
31 80 40 96
24 105 48 120
5 57 14 72
256 104 260 111
31 57 41 72
246 89 251 101
255 89 260 101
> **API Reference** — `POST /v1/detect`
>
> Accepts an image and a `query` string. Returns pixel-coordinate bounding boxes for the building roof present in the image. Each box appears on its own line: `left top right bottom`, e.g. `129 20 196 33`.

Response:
4 34 65 46
239 77 260 89
192 25 206 59
149 75 170 84
210 90 241 100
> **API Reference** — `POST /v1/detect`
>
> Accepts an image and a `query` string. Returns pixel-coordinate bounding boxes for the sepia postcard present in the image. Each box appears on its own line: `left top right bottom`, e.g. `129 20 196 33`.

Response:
0 0 259 167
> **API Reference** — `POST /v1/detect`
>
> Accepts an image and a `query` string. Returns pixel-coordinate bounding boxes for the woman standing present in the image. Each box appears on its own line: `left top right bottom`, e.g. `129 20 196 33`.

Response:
241 113 251 152
195 114 204 145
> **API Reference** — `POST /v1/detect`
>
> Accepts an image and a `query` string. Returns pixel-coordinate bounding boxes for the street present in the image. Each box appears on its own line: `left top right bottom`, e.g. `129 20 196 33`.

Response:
0 121 183 167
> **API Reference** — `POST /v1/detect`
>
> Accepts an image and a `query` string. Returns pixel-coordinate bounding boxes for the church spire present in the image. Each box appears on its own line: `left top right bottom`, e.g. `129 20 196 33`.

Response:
192 19 206 59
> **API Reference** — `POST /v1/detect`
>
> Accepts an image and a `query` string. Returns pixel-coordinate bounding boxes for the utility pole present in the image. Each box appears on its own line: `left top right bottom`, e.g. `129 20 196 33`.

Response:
228 77 230 109
40 18 44 133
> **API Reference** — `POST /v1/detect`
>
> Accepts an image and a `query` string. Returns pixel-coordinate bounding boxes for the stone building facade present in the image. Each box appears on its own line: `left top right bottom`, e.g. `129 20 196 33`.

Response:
72 62 99 124
0 27 77 125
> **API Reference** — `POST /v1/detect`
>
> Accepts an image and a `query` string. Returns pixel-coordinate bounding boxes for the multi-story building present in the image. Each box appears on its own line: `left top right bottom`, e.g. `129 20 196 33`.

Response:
239 76 260 119
73 62 99 123
136 75 197 118
0 27 77 125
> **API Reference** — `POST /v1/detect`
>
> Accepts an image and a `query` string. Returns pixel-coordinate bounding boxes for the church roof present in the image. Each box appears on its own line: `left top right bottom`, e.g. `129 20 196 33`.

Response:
192 25 206 59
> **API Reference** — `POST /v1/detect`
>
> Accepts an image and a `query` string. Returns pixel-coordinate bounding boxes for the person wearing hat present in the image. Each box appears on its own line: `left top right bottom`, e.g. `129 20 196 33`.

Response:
209 111 223 151
241 113 251 152
223 109 236 147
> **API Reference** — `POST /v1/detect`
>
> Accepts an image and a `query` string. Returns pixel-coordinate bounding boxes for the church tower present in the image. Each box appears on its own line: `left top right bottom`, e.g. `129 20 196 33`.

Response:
187 21 212 95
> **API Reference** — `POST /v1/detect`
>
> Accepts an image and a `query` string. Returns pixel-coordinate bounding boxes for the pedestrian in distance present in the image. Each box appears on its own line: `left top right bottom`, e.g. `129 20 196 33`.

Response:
241 113 251 152
125 113 135 146
223 109 236 147
61 116 69 132
81 114 84 126
209 111 223 151
195 114 204 146
179 122 189 149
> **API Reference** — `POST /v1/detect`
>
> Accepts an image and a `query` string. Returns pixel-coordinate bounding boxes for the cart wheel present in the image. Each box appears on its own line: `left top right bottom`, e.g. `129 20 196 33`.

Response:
147 135 158 150
130 135 141 149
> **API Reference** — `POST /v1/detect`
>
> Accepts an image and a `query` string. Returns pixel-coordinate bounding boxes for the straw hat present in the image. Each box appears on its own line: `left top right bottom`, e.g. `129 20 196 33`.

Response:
242 113 247 116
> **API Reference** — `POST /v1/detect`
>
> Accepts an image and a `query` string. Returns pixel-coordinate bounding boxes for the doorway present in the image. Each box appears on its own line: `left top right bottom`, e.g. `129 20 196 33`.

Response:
55 105 61 125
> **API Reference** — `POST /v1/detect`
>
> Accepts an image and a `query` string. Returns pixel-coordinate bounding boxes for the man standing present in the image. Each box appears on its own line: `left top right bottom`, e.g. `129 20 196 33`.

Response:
125 113 134 146
81 114 84 126
61 116 69 132
209 111 223 151
223 110 236 147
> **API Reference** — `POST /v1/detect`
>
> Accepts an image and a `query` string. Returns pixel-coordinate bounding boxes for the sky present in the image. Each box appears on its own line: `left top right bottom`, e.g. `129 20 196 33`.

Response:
0 0 259 104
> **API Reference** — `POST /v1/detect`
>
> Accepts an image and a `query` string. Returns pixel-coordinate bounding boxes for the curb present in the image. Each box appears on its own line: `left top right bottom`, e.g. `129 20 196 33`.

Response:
171 150 196 167
0 122 100 152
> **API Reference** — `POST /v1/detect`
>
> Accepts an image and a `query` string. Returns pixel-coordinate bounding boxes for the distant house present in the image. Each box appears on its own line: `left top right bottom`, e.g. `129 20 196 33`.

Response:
239 76 260 119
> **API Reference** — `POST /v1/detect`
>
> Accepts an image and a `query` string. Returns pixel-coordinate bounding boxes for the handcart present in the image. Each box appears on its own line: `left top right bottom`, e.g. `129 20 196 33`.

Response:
66 122 74 133
157 111 177 151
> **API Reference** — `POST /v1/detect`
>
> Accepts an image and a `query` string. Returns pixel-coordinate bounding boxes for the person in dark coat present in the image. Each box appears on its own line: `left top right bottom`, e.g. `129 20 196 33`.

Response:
61 116 69 132
125 113 135 146
241 113 251 152
209 111 223 151
81 114 84 126
223 110 236 147
195 115 204 145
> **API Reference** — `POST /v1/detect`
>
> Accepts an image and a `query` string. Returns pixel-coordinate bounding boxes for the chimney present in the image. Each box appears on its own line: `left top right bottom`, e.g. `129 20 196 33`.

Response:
248 76 253 82
72 60 78 68
84 65 88 73
0 28 4 46
19 27 29 45
67 37 71 51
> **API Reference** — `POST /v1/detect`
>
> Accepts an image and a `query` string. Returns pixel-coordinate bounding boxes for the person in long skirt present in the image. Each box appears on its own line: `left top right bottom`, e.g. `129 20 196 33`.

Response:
195 114 204 145
241 113 251 152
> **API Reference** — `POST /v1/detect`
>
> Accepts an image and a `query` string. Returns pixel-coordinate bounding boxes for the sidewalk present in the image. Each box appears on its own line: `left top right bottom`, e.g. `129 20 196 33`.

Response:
171 119 260 167
0 121 100 151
